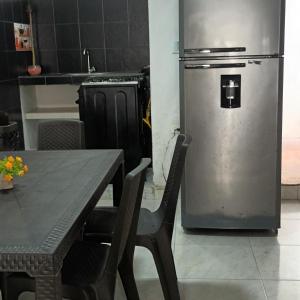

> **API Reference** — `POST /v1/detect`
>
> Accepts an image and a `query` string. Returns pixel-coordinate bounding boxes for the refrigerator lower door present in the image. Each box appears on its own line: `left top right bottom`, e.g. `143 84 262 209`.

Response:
180 0 285 57
181 58 283 229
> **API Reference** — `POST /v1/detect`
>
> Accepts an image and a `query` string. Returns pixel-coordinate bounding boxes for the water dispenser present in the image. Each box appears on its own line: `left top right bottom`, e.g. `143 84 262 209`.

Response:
221 75 241 108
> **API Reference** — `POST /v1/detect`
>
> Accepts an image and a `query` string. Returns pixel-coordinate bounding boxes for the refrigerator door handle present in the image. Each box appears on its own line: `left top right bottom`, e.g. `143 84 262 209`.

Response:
184 47 246 54
185 63 246 69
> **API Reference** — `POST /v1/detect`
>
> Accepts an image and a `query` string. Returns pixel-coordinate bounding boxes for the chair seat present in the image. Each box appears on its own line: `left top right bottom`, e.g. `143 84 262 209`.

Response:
85 207 160 240
62 241 110 287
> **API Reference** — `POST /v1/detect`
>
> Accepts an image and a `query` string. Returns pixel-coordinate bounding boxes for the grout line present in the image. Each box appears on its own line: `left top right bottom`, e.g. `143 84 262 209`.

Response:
51 0 59 72
260 279 269 300
177 278 274 282
126 0 130 47
263 279 300 282
249 236 269 299
100 0 107 71
76 0 83 72
176 275 264 280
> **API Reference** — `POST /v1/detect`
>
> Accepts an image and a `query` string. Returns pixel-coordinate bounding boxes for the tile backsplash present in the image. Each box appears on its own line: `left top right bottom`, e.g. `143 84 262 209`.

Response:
0 0 29 149
30 0 149 73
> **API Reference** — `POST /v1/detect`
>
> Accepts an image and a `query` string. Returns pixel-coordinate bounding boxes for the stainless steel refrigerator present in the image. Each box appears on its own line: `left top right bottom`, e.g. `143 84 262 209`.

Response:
180 0 285 230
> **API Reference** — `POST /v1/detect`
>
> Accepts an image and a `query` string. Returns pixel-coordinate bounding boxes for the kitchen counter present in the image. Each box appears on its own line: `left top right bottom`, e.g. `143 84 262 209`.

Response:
18 72 147 150
18 72 144 86
19 73 96 85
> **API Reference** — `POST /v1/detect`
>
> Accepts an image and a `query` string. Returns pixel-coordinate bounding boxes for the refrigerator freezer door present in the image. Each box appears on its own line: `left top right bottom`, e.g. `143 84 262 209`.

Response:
181 58 283 229
180 0 285 57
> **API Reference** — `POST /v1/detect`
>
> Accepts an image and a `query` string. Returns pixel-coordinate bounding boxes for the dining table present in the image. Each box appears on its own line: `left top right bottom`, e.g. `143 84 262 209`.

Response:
0 149 124 300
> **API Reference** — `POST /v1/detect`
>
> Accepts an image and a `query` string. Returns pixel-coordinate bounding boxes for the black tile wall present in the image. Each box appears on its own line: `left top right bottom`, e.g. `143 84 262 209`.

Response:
103 0 128 22
78 0 102 23
38 50 58 73
57 49 81 73
104 22 129 49
80 23 104 49
36 24 56 50
31 0 54 25
31 0 149 73
0 0 29 149
56 24 80 50
53 0 78 24
0 1 13 22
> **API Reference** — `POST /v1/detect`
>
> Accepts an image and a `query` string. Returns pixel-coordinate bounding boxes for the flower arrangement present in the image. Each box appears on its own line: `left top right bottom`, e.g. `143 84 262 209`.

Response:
0 156 28 188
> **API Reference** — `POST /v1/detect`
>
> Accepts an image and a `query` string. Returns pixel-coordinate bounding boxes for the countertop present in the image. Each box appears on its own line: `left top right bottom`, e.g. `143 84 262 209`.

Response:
18 72 144 86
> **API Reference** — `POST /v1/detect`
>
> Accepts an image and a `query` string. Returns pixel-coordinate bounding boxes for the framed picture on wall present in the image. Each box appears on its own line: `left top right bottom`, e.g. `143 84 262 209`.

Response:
14 23 32 51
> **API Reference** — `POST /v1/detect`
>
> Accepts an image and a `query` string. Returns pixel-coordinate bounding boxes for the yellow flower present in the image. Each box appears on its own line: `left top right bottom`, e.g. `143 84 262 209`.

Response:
7 156 15 163
16 156 23 163
18 170 25 177
5 161 13 170
23 165 29 173
3 174 13 182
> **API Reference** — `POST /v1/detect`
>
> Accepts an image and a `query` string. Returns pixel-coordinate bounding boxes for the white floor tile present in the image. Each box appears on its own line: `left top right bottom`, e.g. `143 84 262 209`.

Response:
114 279 267 300
250 220 300 246
141 199 160 211
281 200 300 219
115 278 165 300
176 225 251 247
253 246 300 280
180 279 267 300
133 246 158 279
264 280 300 300
136 279 165 300
174 245 260 280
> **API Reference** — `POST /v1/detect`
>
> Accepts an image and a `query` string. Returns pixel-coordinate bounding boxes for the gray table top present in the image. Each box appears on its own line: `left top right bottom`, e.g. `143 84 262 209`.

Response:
0 150 123 257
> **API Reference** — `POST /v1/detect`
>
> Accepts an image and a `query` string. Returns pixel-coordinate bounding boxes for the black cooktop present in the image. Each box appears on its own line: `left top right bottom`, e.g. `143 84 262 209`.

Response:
84 72 144 84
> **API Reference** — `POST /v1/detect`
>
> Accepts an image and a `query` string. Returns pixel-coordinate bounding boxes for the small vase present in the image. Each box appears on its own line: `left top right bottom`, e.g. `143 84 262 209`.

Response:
28 65 42 76
0 178 14 190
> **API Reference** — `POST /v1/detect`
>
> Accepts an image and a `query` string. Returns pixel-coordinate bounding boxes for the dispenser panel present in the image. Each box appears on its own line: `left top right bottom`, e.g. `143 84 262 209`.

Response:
221 75 241 108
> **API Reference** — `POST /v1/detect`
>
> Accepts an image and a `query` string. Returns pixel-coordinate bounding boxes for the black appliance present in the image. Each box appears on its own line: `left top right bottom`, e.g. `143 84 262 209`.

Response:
77 73 146 173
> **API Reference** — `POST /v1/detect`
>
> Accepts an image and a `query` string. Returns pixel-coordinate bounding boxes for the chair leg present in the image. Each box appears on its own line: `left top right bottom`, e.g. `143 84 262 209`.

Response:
150 240 181 300
118 249 140 300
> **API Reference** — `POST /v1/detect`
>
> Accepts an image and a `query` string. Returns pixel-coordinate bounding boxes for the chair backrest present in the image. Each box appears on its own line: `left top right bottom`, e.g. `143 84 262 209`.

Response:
106 158 151 273
37 120 85 150
156 134 192 232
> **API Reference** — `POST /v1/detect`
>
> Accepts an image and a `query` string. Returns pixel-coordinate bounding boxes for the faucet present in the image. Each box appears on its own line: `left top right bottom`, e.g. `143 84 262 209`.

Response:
82 48 96 73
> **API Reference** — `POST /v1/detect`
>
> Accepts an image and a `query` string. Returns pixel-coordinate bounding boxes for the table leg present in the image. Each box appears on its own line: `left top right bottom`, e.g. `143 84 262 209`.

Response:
35 272 62 300
113 162 125 207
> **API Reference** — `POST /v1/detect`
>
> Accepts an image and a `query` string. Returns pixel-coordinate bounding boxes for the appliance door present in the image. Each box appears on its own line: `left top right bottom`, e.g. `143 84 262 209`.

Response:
181 58 283 229
180 0 285 58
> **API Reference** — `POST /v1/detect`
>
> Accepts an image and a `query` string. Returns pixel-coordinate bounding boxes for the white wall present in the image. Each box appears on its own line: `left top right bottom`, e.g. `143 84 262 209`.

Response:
283 0 300 138
282 0 300 184
149 0 180 187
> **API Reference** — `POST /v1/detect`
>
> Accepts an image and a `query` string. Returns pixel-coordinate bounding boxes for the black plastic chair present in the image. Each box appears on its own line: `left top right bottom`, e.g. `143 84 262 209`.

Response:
84 134 192 300
37 119 85 150
5 158 151 300
0 122 19 151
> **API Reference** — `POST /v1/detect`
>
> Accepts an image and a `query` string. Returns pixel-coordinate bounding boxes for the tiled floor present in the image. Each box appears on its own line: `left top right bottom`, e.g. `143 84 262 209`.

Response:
116 186 300 300
16 185 300 300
